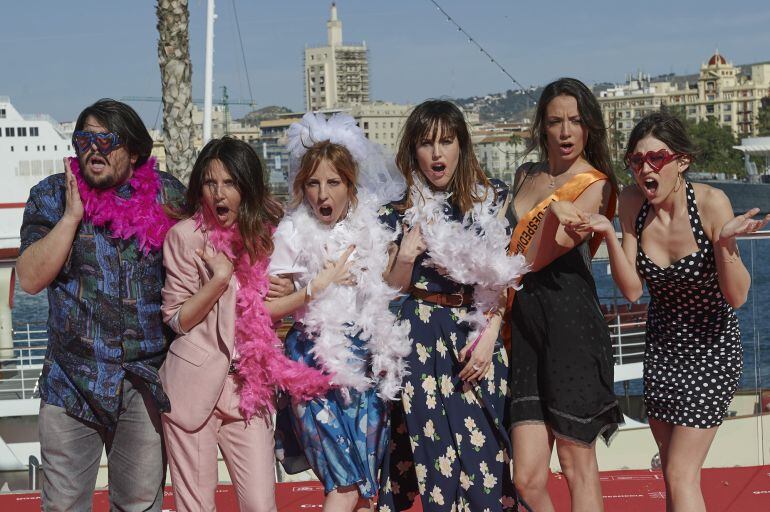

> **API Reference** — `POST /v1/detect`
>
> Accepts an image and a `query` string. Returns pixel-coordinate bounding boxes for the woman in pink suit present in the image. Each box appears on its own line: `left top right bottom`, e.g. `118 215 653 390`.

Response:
159 137 328 511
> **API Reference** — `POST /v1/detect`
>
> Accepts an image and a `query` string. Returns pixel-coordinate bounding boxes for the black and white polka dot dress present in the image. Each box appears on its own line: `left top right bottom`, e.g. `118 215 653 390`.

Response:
635 182 742 428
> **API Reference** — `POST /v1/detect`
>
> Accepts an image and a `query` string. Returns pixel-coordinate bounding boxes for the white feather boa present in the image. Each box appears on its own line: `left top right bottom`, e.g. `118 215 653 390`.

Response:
278 192 411 400
403 175 529 340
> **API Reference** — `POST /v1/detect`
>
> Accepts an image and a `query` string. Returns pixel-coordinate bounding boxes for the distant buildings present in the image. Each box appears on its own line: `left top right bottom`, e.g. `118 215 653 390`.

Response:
471 122 534 184
597 51 770 159
304 3 370 111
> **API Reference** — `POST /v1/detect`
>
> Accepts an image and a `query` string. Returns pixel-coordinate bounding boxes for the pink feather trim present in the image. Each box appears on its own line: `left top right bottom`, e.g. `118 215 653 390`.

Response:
204 217 330 417
68 156 176 253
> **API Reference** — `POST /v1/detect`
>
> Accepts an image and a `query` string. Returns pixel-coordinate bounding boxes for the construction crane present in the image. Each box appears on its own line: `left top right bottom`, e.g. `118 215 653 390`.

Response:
123 86 256 136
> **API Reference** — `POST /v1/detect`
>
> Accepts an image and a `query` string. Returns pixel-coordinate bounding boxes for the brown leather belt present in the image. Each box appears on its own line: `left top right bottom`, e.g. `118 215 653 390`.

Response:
408 286 473 307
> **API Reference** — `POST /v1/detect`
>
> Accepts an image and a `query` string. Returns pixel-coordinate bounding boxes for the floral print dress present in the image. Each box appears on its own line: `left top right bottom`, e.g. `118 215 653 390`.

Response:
377 181 520 512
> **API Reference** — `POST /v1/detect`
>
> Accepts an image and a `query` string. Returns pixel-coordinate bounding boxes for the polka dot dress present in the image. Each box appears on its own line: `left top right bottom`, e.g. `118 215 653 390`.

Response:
635 182 742 428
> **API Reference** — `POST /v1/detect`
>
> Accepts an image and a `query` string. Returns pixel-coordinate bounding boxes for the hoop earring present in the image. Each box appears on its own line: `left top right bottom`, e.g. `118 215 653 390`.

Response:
673 173 683 193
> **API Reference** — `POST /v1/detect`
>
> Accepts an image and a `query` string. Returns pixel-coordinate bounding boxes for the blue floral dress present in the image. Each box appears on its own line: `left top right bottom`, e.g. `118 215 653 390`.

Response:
281 327 389 498
376 180 520 512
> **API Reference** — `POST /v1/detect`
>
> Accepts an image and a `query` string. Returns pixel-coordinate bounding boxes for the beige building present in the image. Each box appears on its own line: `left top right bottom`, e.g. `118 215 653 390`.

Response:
350 102 413 151
598 52 770 159
472 123 534 184
304 4 369 111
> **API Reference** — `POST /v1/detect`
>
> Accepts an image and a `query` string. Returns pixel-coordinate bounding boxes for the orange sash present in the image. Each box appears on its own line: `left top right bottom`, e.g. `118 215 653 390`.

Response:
502 169 616 345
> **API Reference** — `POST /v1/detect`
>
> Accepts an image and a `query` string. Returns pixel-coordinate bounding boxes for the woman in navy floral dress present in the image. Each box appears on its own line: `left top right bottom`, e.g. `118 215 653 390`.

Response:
377 100 520 512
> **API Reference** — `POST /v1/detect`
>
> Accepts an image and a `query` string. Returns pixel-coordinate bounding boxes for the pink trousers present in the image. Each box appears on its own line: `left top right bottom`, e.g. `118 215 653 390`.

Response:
162 374 277 512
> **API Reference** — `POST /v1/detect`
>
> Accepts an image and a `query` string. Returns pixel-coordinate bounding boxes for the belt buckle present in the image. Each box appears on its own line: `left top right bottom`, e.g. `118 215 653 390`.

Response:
447 292 465 308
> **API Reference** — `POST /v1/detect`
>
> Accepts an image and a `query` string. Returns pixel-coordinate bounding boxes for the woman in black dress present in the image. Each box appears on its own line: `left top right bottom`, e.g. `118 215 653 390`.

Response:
505 78 623 512
579 111 768 512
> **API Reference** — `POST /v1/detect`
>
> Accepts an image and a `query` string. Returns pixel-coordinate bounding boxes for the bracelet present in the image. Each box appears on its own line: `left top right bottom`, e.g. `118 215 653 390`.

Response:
305 280 313 301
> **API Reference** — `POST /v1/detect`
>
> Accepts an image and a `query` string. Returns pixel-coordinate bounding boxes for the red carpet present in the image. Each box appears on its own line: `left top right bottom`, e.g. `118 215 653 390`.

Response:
2 466 769 511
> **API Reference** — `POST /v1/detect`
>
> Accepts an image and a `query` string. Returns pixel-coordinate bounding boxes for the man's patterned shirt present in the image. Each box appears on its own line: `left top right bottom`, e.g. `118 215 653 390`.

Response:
20 171 186 427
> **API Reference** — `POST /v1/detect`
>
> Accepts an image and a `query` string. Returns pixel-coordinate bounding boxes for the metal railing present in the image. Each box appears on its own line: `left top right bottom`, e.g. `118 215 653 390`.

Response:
0 324 47 401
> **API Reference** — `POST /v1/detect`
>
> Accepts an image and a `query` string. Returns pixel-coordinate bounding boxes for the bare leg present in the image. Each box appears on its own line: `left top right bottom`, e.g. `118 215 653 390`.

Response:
649 418 674 511
354 496 374 512
511 423 556 512
323 485 364 512
664 424 718 512
555 437 604 512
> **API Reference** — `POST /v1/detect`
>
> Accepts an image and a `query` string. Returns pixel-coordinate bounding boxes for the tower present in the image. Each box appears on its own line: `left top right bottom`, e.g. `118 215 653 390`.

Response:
304 3 369 111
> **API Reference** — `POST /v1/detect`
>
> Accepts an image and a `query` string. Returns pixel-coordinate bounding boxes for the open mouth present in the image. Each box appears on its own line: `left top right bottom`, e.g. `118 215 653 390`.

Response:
215 206 229 216
430 163 446 176
88 155 108 171
319 206 333 217
559 142 574 155
642 178 659 194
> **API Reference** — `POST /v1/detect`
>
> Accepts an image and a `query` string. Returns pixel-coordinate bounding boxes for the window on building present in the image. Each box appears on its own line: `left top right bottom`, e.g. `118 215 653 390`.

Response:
5 127 15 136
724 104 731 112
0 108 5 118
724 115 732 122
363 122 369 129
30 127 39 136
25 146 28 151
18 127 27 136
706 105 714 114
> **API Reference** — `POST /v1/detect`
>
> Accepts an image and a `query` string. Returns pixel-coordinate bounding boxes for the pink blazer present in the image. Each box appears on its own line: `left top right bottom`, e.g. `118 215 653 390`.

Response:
159 217 237 431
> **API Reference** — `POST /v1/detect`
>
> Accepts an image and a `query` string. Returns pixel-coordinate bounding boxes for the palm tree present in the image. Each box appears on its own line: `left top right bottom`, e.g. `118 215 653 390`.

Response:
156 0 195 183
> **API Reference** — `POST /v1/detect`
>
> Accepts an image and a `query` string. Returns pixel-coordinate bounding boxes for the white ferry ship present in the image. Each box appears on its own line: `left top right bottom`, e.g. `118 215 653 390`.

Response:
0 96 73 252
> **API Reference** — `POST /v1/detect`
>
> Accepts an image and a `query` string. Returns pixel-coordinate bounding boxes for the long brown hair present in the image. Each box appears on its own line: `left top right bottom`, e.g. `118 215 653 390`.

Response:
185 137 282 263
527 78 618 193
290 140 358 209
395 100 490 214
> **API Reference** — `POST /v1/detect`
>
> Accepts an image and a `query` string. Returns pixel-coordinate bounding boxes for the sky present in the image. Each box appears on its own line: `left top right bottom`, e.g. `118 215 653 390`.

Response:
3 0 770 129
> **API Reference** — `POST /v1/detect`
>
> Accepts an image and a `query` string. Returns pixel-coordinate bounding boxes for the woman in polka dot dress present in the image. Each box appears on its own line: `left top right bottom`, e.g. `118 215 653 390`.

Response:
579 111 769 512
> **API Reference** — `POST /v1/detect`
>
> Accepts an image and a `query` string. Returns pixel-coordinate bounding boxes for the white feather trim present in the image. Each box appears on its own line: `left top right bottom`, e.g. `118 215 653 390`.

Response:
403 175 529 340
281 192 411 400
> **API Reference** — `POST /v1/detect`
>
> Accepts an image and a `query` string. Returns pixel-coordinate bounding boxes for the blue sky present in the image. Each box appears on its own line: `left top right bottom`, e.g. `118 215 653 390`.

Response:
3 0 770 128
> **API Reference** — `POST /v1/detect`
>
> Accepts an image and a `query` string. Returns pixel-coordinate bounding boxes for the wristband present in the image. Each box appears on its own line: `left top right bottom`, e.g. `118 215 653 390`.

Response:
306 280 313 300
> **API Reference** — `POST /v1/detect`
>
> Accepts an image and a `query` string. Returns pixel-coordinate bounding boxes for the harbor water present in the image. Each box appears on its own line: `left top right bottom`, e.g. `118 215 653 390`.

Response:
11 239 770 397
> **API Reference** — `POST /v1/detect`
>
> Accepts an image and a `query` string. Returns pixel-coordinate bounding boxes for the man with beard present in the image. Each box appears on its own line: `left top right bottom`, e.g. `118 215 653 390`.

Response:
16 99 186 511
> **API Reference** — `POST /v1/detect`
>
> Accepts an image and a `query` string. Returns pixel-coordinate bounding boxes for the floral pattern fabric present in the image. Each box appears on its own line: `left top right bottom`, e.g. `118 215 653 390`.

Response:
377 183 520 512
281 326 389 498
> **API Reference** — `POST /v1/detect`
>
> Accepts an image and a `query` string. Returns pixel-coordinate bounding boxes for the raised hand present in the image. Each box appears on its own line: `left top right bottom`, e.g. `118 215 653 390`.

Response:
549 200 589 229
575 212 615 238
196 247 234 283
397 223 427 264
719 208 770 240
63 157 84 224
310 245 356 296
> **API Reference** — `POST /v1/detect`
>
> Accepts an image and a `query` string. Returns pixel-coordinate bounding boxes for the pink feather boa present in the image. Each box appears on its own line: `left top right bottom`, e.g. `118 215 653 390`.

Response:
204 216 331 417
68 156 176 253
